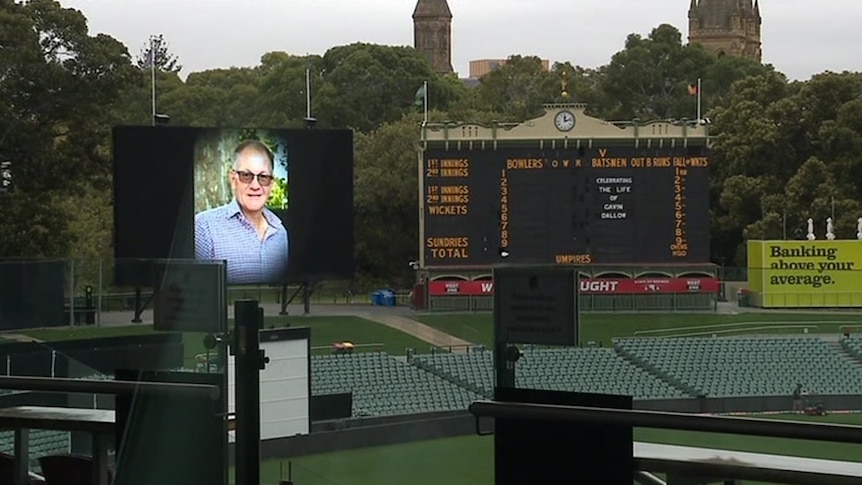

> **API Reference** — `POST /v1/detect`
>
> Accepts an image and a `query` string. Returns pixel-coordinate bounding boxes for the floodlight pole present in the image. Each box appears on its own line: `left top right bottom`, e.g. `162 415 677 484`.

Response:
150 36 157 126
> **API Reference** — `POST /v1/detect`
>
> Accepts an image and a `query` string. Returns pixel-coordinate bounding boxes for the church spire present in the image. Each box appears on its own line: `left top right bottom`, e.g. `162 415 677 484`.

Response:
412 0 452 18
687 0 762 62
689 0 698 19
412 0 454 74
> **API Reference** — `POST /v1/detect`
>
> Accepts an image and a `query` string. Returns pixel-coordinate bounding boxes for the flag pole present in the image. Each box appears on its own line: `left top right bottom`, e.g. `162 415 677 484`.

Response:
150 36 156 126
306 54 312 119
696 78 702 123
423 80 428 125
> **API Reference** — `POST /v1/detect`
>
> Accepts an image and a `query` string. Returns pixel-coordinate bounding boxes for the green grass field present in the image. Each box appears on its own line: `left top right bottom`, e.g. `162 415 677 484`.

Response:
8 308 862 484
253 413 862 485
415 312 862 347
1 316 431 369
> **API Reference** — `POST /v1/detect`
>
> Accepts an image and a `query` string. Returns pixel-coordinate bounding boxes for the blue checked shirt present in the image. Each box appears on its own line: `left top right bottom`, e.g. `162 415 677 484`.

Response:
195 199 289 284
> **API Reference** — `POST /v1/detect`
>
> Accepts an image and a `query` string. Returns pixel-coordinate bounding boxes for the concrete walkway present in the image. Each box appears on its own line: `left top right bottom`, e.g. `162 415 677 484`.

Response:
84 303 477 350
1 334 42 343
355 311 474 351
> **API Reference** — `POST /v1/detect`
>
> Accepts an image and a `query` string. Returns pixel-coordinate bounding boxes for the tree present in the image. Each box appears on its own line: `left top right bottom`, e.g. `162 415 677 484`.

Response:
255 53 317 127
159 67 261 127
0 0 135 258
136 34 182 73
467 55 559 121
708 68 862 264
597 25 714 120
353 113 426 286
314 43 447 131
820 98 862 199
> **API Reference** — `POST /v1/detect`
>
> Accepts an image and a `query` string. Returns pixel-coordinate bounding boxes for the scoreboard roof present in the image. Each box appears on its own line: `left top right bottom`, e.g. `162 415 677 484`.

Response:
419 103 711 147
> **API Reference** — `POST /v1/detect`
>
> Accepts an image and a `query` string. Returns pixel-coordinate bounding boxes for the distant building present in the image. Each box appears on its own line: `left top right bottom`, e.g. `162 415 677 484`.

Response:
468 58 551 79
413 0 454 75
688 0 762 62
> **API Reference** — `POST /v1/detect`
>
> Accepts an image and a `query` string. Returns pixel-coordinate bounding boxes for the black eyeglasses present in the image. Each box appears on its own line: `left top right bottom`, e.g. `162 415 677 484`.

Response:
232 170 274 187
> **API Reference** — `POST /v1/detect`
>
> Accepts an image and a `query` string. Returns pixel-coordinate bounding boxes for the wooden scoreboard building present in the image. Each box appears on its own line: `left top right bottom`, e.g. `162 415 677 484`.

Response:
413 103 720 313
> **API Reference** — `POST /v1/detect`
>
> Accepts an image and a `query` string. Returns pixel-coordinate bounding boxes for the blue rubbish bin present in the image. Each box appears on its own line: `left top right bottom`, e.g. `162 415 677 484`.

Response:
382 290 396 307
371 291 383 306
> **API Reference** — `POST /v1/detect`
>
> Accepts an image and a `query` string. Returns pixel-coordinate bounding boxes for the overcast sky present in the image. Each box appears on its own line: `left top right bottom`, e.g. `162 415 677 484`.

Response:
62 0 860 81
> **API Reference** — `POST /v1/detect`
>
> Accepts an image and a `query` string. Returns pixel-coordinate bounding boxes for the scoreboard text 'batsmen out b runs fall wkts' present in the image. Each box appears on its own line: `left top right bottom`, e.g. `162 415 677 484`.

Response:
421 146 710 267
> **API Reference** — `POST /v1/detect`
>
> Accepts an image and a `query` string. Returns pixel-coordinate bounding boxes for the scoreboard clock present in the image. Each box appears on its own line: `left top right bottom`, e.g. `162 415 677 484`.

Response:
554 111 575 132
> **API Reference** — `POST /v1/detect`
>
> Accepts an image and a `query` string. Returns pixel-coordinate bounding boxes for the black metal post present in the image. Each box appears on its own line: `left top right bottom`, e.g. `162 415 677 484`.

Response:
131 287 143 323
234 300 266 485
279 284 289 315
491 272 515 392
494 342 515 390
302 282 311 315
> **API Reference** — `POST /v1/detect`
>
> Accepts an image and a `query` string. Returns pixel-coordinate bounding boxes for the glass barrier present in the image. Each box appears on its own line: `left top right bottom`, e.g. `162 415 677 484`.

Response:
2 257 862 484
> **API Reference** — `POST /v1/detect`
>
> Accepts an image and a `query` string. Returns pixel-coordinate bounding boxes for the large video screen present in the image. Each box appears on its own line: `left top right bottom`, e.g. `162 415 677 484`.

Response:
113 127 354 286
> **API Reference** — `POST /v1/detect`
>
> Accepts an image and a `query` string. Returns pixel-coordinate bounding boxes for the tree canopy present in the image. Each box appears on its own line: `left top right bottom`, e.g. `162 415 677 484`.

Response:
0 0 133 264
2 4 860 288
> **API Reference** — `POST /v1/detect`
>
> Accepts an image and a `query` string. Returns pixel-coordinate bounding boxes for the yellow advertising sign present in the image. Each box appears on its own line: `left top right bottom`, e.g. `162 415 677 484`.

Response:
747 240 862 307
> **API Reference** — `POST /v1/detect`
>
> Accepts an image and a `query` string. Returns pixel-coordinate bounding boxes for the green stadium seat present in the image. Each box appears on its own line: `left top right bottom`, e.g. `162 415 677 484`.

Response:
311 351 482 417
412 347 690 401
613 336 862 398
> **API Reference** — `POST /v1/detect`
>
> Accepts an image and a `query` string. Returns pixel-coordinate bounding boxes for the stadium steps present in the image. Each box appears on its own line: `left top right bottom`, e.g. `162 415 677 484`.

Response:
409 352 493 398
410 350 494 399
311 352 483 417
412 348 692 400
611 340 699 396
837 338 862 367
615 336 862 398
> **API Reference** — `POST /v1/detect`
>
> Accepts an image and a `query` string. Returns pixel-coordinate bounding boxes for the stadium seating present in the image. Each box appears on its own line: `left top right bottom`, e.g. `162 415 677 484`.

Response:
412 347 691 400
614 337 862 397
49 336 862 425
840 337 862 362
311 351 483 417
0 430 70 471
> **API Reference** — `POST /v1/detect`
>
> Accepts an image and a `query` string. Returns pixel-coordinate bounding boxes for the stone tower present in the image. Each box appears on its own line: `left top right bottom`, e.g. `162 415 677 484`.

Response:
413 0 454 74
688 0 762 62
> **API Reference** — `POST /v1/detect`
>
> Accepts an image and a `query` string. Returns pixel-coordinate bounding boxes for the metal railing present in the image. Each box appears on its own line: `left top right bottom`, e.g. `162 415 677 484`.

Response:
470 400 862 484
0 376 221 400
468 400 862 443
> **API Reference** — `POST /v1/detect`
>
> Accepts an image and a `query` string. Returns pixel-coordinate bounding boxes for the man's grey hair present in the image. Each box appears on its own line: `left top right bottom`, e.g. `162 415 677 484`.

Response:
232 139 275 171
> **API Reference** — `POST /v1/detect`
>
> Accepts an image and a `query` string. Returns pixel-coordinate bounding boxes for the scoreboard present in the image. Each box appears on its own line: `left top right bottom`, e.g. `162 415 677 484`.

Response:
420 145 710 267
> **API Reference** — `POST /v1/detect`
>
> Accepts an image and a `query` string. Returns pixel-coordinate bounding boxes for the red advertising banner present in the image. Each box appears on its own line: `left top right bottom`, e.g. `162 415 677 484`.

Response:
427 277 720 296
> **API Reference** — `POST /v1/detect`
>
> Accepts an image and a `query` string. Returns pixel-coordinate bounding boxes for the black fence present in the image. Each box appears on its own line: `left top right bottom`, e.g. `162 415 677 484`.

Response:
0 334 184 379
249 390 862 462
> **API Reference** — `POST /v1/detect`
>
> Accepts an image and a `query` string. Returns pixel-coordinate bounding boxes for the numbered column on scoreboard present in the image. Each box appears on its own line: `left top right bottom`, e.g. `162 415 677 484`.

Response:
504 156 591 264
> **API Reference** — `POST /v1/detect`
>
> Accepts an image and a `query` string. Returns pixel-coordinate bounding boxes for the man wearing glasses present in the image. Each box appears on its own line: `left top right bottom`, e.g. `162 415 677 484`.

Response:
195 140 289 284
